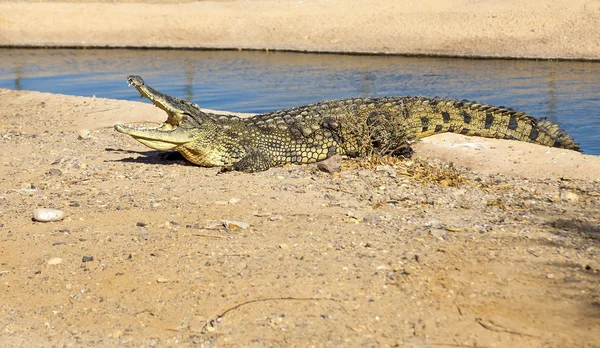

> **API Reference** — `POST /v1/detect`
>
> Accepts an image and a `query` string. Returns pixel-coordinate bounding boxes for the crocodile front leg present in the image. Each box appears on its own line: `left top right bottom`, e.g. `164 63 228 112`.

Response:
231 149 275 172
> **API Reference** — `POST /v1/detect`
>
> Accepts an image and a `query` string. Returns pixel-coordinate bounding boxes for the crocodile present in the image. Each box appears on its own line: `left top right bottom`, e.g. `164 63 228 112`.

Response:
115 75 580 172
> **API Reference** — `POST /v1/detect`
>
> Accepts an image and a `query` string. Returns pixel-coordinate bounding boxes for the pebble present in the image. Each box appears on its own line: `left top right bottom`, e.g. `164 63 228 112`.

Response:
316 155 342 173
221 220 250 230
77 129 92 140
279 243 290 250
228 198 241 204
47 257 63 265
357 169 372 177
47 168 63 176
375 165 396 176
156 277 169 283
425 219 440 227
20 183 35 190
33 208 65 222
82 256 94 263
559 190 580 202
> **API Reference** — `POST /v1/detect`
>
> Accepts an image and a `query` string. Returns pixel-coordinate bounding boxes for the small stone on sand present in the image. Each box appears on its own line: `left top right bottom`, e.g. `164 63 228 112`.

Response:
47 257 63 265
33 208 65 222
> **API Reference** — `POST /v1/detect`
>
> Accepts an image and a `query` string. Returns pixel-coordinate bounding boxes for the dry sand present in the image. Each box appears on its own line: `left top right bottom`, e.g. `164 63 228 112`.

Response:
1 1 600 346
2 0 600 59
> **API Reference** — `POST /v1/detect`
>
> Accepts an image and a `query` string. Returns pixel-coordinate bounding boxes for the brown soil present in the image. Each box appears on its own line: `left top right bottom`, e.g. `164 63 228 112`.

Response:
0 88 599 346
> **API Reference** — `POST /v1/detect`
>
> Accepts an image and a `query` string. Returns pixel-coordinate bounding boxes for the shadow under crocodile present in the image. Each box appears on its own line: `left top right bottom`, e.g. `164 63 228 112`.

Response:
105 148 191 166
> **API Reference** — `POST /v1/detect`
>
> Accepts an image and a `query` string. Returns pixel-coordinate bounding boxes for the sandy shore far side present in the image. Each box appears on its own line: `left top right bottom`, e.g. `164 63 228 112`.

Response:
1 0 600 59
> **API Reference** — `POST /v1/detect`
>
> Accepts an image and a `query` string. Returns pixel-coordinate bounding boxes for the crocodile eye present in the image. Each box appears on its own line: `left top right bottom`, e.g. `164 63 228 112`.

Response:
181 114 202 128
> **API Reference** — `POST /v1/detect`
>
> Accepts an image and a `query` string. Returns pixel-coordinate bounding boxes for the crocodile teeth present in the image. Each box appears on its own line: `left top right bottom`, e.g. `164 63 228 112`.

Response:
117 123 158 131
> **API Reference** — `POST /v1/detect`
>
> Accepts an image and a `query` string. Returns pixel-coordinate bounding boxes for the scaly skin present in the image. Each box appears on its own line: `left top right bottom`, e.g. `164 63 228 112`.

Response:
115 75 580 172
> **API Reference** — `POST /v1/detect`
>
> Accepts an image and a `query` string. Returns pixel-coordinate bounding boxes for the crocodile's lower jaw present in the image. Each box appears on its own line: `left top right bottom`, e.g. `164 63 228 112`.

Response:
134 137 178 151
114 123 181 151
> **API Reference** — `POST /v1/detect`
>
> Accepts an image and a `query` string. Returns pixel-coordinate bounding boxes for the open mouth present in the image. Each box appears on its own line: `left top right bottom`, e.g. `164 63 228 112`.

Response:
114 122 187 150
114 76 195 151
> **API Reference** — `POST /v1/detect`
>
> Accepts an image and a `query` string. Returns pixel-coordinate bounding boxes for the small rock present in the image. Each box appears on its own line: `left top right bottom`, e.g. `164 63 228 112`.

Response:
269 215 283 221
47 257 63 265
425 220 440 227
279 243 290 250
20 183 35 190
47 168 63 176
221 220 250 230
82 256 94 263
316 155 342 173
33 208 65 222
77 129 92 140
357 169 372 177
156 277 169 283
559 190 579 202
546 274 555 279
205 326 216 333
228 198 241 204
136 221 147 227
375 165 396 176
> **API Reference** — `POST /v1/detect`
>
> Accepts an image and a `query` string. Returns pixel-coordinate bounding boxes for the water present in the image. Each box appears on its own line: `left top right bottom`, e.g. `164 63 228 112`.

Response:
1 48 599 154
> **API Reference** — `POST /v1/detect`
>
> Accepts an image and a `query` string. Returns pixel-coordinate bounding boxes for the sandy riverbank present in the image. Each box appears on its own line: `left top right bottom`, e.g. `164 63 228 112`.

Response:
2 0 600 59
0 88 599 346
1 1 599 346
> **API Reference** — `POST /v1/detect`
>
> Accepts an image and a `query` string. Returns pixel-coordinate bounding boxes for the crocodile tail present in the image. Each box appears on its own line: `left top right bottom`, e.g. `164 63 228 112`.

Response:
408 97 580 152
